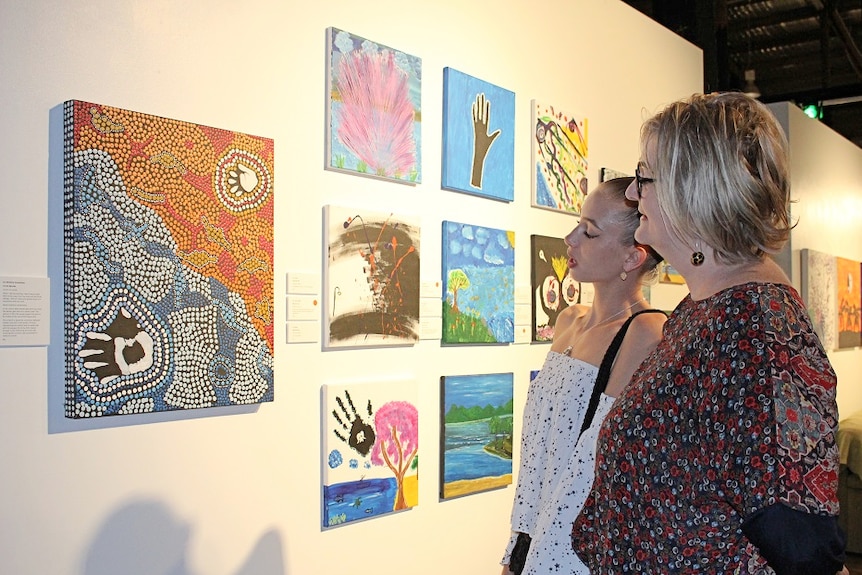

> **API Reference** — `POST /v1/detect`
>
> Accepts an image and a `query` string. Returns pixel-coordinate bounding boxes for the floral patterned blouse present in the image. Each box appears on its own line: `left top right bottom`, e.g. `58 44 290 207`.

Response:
572 283 844 574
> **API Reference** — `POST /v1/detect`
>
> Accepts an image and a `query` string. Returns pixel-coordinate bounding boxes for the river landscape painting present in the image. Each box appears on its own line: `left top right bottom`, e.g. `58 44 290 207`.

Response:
440 372 513 499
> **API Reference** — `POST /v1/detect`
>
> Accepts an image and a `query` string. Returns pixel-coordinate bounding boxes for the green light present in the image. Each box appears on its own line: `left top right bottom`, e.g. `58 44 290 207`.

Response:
802 104 823 120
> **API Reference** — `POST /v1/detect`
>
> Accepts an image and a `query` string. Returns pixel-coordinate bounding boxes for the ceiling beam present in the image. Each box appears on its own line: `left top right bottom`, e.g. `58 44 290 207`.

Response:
822 1 862 79
759 81 862 104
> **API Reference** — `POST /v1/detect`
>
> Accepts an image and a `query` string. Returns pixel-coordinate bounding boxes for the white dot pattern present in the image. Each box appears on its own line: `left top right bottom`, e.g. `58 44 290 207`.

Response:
503 351 614 574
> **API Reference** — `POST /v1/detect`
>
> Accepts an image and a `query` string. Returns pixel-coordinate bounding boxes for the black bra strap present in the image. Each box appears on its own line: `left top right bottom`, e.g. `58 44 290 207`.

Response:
578 309 666 438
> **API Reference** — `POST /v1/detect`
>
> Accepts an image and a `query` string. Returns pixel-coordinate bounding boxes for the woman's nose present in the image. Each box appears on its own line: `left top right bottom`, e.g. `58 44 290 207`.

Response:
624 179 639 201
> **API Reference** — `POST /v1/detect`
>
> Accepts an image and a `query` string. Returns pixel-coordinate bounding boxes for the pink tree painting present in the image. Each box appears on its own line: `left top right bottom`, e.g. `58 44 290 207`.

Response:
326 27 422 184
322 380 419 528
371 400 419 511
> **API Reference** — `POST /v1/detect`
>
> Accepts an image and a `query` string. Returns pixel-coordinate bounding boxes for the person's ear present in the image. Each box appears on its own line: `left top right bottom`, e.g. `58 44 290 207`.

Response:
623 245 649 273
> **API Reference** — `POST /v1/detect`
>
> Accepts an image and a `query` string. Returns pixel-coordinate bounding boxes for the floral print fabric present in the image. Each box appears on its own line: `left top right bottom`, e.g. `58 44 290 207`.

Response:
572 283 840 573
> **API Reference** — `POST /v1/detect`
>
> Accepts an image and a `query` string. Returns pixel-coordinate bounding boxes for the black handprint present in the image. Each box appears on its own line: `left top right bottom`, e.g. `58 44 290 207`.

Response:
471 92 501 189
78 307 154 383
332 390 376 456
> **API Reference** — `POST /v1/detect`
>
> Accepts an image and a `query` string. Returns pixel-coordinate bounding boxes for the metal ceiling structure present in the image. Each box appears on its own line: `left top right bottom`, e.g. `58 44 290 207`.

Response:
622 0 862 148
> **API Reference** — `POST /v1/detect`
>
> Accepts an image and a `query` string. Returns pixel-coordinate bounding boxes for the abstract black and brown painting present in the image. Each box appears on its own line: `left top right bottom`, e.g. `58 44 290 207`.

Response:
324 204 420 348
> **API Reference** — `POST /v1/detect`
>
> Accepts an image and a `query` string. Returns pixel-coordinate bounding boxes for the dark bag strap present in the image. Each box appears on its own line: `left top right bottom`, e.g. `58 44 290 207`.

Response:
509 531 532 575
578 309 666 437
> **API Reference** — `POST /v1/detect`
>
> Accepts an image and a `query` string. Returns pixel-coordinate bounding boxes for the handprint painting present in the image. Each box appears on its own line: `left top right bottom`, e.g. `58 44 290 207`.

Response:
326 27 421 184
530 235 580 342
324 204 421 348
442 221 514 344
322 380 419 528
531 100 588 215
441 68 515 201
62 100 274 418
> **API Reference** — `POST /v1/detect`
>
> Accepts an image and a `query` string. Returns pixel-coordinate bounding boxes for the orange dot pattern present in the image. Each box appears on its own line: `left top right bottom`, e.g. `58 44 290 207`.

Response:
63 100 275 417
71 101 275 349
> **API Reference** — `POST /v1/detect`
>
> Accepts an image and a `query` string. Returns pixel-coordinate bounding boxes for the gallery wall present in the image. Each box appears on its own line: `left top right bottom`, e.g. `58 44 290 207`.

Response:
768 103 862 417
0 1 704 574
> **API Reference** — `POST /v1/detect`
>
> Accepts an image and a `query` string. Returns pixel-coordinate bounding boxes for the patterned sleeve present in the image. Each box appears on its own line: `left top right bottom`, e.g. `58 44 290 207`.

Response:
704 290 843 573
766 292 840 517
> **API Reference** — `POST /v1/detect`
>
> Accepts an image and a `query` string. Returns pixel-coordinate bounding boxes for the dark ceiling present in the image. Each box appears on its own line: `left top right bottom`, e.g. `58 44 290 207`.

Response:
621 0 862 149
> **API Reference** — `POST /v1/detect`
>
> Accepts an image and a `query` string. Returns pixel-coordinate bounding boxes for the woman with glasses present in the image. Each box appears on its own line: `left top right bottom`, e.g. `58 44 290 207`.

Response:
572 92 847 574
501 177 666 575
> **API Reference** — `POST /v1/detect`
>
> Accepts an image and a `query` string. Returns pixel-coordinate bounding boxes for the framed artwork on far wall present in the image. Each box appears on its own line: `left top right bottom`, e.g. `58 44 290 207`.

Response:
440 372 513 500
531 100 588 215
800 248 838 352
324 204 421 349
441 67 515 202
322 379 419 527
836 256 862 349
325 27 422 185
441 220 515 344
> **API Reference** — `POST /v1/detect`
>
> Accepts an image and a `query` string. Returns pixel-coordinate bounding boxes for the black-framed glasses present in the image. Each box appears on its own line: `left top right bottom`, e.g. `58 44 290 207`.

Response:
634 164 655 198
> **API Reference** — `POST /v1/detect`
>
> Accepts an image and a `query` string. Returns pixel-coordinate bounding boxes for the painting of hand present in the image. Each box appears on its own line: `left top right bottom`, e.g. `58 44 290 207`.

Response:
471 93 501 189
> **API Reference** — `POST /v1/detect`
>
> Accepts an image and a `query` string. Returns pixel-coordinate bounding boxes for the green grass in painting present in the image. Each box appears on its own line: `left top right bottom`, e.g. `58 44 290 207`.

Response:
442 301 496 343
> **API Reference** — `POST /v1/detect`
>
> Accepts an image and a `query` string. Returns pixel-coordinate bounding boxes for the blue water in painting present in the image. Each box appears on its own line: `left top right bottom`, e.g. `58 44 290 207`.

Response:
443 420 512 483
323 477 397 527
443 373 513 412
535 163 556 208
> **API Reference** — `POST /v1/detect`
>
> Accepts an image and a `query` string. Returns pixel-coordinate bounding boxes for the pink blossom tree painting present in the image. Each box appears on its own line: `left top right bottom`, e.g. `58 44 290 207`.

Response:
371 400 419 511
322 379 419 528
326 27 421 185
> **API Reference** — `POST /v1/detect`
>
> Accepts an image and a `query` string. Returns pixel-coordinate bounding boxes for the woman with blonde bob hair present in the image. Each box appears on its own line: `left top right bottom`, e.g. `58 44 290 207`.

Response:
572 92 847 574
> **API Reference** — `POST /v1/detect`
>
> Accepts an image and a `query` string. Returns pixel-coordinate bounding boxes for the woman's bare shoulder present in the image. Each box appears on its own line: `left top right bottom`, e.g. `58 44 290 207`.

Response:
629 309 667 341
555 304 589 329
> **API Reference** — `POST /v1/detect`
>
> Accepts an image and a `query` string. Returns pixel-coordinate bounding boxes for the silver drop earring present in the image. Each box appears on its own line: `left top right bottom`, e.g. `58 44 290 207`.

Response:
619 271 628 281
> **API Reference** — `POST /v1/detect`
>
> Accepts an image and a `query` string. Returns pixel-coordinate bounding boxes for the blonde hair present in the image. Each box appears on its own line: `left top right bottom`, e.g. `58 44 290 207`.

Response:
593 177 662 280
642 92 792 264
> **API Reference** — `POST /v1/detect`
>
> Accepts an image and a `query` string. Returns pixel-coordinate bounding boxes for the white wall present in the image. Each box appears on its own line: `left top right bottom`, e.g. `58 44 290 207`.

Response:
769 103 862 418
0 1 702 574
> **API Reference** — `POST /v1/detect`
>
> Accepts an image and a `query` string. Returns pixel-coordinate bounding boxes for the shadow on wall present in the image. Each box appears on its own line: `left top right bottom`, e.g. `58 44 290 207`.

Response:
81 499 285 575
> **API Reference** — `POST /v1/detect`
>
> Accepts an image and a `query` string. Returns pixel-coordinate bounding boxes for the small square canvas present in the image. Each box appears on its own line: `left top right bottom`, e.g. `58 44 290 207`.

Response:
322 379 419 527
800 249 838 351
531 100 588 215
324 205 421 348
441 68 515 201
440 373 513 499
62 100 274 418
600 167 629 182
658 261 685 285
442 220 515 344
530 235 579 341
326 27 421 184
